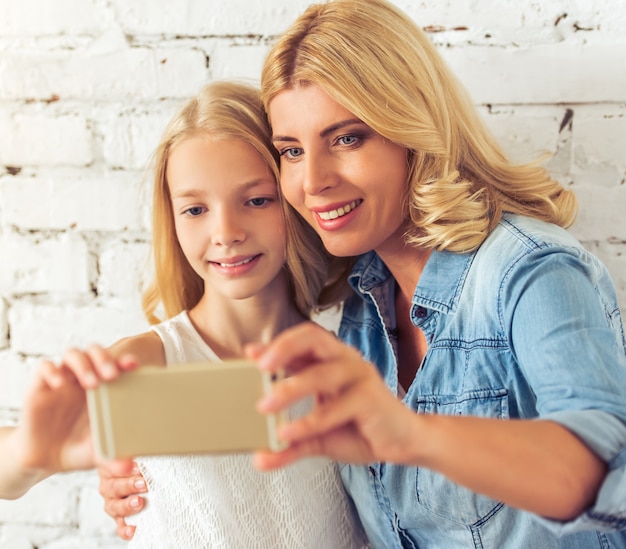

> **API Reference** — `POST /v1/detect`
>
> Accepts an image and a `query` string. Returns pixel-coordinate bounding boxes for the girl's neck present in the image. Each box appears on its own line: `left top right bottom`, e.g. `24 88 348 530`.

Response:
187 289 305 360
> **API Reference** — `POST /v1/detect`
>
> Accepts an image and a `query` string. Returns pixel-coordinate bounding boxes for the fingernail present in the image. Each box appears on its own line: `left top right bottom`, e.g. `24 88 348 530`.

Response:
134 479 146 491
102 362 117 378
124 526 134 538
84 372 98 388
257 395 275 412
129 496 141 509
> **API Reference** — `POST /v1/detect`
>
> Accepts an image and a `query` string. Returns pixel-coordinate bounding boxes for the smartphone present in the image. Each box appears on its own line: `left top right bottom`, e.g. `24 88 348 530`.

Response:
86 360 286 460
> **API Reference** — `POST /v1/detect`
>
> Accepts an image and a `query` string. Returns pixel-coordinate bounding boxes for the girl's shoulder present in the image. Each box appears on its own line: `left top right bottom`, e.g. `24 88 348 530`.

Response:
107 331 165 367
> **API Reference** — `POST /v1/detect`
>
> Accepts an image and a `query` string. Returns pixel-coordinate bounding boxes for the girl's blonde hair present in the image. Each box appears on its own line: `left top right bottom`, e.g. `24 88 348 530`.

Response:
261 0 577 255
142 81 330 324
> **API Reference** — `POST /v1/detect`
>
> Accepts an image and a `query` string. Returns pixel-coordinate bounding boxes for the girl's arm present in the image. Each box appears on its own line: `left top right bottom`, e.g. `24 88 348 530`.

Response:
253 322 607 521
0 345 144 500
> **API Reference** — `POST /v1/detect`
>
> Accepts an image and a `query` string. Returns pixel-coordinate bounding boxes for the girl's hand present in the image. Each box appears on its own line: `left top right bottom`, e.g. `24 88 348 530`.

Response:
251 322 418 470
1 345 137 499
98 460 147 540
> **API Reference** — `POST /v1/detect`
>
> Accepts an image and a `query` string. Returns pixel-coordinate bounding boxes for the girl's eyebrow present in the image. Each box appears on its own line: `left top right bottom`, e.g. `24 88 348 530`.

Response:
272 118 363 143
171 178 275 199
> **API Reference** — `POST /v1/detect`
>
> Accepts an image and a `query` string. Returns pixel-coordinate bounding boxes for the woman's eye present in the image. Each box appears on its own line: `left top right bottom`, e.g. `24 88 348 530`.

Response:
338 134 359 146
279 147 303 159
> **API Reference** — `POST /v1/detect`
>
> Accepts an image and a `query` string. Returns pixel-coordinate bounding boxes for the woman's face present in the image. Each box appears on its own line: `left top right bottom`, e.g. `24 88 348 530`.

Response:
268 83 409 258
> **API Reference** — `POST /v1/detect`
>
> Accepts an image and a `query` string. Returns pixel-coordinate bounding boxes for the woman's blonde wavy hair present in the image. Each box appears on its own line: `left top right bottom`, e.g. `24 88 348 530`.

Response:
142 81 331 324
261 0 577 256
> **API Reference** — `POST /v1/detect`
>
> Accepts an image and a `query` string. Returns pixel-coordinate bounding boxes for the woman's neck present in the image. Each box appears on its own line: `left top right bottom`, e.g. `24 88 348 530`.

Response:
376 240 431 304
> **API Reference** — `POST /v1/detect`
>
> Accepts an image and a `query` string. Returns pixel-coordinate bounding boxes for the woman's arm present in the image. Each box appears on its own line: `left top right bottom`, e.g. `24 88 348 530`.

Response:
253 322 608 520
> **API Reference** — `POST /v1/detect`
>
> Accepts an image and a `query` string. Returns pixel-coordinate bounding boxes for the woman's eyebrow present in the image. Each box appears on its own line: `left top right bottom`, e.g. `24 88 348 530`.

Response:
272 118 363 143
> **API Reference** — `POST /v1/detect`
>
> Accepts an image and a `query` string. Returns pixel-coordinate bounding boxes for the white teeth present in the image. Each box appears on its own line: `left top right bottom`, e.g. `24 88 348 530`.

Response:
219 257 254 268
318 200 360 221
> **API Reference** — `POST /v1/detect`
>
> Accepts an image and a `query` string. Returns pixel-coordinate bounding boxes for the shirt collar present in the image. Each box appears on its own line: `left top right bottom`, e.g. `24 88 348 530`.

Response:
348 248 475 315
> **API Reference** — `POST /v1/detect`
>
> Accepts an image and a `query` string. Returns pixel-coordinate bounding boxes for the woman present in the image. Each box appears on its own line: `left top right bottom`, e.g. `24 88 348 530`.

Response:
252 0 626 548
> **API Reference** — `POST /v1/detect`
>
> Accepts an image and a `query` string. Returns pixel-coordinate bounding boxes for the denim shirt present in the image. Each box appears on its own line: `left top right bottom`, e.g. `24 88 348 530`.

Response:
338 214 626 549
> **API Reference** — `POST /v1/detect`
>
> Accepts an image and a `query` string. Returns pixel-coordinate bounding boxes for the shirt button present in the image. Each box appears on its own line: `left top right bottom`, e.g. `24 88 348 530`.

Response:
415 306 427 318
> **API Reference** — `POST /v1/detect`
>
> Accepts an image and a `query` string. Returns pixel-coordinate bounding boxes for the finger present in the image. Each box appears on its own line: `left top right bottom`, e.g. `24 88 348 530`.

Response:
277 380 377 443
36 359 69 390
258 354 369 413
253 441 319 471
98 469 147 500
244 342 267 360
85 344 123 381
60 348 100 389
100 458 137 477
116 518 136 540
103 492 146 519
257 322 340 373
116 353 141 372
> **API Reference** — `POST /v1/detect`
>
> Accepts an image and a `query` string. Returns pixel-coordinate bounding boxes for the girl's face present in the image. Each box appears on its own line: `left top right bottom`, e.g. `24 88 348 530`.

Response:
268 83 409 259
167 136 287 301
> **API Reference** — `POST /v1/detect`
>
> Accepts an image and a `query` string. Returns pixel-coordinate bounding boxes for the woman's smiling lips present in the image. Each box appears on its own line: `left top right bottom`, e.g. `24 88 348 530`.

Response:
311 199 363 227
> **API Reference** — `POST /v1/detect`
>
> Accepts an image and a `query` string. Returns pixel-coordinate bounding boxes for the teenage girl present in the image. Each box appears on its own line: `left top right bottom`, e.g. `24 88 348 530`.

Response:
2 80 367 548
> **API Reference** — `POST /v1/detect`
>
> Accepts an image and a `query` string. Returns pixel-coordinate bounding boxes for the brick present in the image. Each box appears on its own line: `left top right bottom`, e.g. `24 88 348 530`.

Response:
0 47 208 101
101 108 177 170
441 40 626 105
76 475 119 537
0 353 35 409
0 475 76 524
573 108 626 174
9 300 149 357
113 0 312 36
97 240 150 298
570 185 626 242
0 110 92 167
0 232 91 295
0 0 104 35
480 105 562 164
0 299 7 349
207 42 268 83
0 172 147 232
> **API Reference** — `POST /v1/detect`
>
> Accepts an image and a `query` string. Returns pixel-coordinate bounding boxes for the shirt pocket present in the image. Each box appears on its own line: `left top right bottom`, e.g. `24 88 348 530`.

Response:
412 388 510 525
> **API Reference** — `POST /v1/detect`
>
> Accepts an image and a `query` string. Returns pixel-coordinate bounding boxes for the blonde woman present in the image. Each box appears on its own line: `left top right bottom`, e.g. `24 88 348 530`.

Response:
250 1 626 548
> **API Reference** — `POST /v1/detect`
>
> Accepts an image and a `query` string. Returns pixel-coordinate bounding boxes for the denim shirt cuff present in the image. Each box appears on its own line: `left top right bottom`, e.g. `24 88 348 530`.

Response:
534 410 626 533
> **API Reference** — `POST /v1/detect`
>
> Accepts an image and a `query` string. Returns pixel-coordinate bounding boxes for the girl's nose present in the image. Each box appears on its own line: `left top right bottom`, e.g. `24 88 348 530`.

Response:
210 208 246 246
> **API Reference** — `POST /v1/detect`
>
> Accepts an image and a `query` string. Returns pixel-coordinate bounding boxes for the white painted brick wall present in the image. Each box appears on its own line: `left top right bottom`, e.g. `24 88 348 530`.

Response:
0 1 624 546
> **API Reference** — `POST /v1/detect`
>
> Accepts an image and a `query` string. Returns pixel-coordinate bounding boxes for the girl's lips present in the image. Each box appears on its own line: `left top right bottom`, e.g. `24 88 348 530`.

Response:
210 254 261 275
212 255 257 268
314 199 363 221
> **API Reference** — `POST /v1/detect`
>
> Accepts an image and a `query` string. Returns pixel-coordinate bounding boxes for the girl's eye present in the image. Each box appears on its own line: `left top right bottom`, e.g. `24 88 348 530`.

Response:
183 206 206 217
279 147 304 160
247 197 272 207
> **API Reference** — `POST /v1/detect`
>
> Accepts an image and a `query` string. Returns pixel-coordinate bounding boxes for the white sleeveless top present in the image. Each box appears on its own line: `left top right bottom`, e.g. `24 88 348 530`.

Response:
128 311 368 549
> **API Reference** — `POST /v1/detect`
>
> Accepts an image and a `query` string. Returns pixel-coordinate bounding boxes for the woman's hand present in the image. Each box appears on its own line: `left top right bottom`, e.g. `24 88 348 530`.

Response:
251 322 418 470
250 323 607 519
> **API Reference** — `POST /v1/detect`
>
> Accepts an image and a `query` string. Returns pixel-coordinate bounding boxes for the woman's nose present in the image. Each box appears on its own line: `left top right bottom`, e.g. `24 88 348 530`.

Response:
302 154 337 196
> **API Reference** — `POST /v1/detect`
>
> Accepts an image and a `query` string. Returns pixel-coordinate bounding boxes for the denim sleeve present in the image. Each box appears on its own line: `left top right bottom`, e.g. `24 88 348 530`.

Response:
537 410 626 533
504 247 626 532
